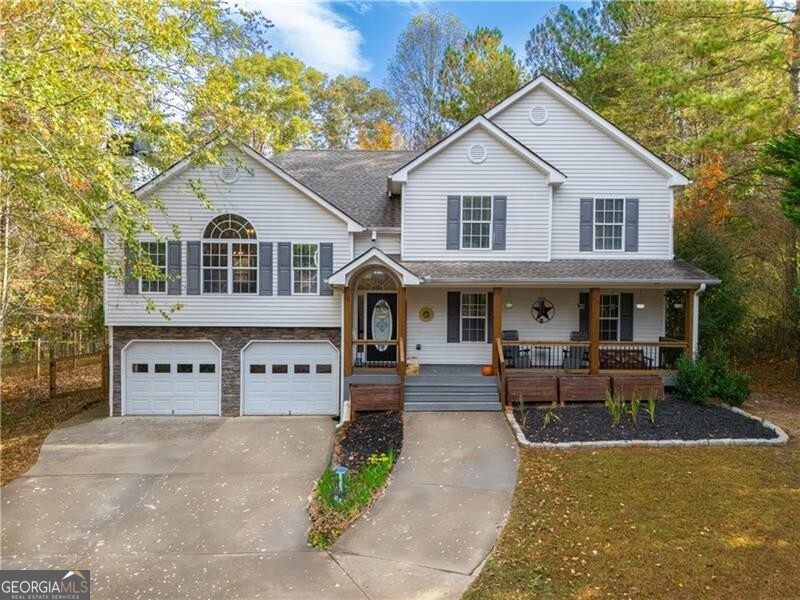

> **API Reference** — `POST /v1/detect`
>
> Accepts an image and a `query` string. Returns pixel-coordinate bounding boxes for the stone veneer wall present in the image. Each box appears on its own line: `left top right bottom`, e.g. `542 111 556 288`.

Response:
112 326 340 416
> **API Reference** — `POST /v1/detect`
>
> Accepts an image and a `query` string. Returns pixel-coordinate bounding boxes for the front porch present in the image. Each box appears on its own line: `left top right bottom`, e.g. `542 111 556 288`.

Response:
332 251 708 412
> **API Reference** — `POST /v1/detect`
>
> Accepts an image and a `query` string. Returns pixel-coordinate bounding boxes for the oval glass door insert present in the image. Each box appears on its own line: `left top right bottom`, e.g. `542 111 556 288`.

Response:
371 299 392 352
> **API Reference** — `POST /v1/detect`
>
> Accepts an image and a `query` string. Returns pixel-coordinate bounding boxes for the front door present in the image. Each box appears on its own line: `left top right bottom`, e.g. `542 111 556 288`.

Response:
366 292 397 364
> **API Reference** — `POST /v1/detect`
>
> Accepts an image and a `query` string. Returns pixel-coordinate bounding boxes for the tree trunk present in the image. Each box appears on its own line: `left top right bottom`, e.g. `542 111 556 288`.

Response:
790 2 800 372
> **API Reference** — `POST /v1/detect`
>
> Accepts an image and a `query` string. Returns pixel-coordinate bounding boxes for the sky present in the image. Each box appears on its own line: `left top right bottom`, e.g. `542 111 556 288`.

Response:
240 1 590 86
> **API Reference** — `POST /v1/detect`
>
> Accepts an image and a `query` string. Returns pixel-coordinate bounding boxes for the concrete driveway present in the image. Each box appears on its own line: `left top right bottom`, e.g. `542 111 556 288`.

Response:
332 412 518 599
1 406 363 599
1 409 518 599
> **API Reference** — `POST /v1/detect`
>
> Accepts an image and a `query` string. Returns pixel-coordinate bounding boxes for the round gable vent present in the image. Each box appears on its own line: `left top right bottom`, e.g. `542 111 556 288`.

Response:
467 143 488 164
529 105 548 125
219 163 239 184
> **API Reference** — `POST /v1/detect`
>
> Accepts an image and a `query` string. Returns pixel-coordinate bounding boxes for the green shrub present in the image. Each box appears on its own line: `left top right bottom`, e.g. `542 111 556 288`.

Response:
715 370 751 407
674 353 714 405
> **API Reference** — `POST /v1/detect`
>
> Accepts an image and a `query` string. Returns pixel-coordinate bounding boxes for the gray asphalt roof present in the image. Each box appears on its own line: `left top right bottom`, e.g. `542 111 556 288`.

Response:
398 259 720 285
271 150 418 228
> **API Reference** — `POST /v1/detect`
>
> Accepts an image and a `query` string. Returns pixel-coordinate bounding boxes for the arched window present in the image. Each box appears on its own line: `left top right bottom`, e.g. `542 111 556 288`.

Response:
202 214 258 294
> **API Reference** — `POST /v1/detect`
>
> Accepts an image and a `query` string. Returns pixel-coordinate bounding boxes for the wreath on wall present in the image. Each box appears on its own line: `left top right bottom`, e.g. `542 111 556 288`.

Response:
418 307 434 322
531 296 555 323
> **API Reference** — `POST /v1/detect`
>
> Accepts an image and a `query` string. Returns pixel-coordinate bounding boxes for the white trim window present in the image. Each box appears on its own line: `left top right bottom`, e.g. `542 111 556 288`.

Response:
461 195 492 249
600 293 620 341
140 241 166 293
594 198 625 250
461 292 487 342
202 214 258 294
292 243 319 295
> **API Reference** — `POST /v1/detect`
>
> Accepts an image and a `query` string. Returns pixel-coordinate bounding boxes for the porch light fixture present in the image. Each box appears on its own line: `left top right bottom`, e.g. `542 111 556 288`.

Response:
636 303 646 310
505 301 513 309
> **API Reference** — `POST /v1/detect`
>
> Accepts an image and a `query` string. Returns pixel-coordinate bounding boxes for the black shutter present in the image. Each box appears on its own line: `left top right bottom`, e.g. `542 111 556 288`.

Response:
447 291 460 343
625 198 639 252
446 195 460 250
492 196 507 250
167 241 181 295
186 241 201 295
620 293 634 341
278 242 291 296
259 242 273 296
578 292 589 337
579 198 593 252
486 291 494 343
124 245 138 295
319 242 333 296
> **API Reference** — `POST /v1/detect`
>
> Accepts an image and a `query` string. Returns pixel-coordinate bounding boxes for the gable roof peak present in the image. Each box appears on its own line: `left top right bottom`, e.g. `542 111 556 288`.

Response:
389 115 566 190
484 75 689 187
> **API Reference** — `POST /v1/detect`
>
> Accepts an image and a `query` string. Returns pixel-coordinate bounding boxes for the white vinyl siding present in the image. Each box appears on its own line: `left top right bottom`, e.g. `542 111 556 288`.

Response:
402 128 550 261
491 86 673 259
406 288 493 364
105 145 349 327
405 287 665 365
500 288 665 342
353 231 401 256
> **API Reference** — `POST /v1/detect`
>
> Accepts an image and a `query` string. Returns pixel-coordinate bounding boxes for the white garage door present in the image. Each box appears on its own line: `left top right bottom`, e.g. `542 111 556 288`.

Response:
243 342 339 415
124 341 220 415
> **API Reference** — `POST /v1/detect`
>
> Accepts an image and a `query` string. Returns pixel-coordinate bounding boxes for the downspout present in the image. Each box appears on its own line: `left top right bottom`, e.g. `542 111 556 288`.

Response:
108 326 114 416
692 283 706 358
338 286 348 426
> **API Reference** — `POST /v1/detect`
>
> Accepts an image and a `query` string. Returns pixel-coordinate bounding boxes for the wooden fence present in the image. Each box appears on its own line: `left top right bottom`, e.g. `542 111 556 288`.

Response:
2 346 108 401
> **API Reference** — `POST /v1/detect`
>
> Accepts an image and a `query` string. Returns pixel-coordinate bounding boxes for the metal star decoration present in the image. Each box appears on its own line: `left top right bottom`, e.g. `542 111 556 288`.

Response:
531 296 555 323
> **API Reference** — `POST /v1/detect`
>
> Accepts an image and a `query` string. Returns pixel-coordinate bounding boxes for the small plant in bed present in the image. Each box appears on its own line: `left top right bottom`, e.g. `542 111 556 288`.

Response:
644 395 657 424
308 411 403 549
604 391 627 427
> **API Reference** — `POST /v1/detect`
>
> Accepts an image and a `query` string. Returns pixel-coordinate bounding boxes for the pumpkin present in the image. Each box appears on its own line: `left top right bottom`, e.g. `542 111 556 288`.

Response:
482 365 494 376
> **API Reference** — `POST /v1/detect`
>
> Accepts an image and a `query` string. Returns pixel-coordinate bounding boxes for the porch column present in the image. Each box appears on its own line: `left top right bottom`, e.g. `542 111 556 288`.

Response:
492 287 503 372
684 288 695 358
397 285 407 375
343 284 353 376
589 287 601 375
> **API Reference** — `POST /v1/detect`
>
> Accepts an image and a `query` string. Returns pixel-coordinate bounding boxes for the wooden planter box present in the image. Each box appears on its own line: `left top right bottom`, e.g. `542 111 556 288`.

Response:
349 384 402 415
558 376 610 403
612 375 665 401
506 375 558 405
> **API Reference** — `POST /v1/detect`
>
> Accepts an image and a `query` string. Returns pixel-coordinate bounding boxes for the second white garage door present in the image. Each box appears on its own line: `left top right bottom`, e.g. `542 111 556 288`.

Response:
242 341 339 415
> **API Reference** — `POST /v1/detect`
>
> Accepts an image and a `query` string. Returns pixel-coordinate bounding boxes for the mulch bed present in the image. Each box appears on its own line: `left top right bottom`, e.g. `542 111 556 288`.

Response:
334 410 403 469
514 398 779 443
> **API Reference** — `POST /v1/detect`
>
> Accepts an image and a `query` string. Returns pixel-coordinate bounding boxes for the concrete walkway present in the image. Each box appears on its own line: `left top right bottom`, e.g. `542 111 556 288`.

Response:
332 412 518 599
1 409 517 599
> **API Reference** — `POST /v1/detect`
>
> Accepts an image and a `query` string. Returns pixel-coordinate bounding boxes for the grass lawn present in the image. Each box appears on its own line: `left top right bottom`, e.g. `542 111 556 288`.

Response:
467 367 800 599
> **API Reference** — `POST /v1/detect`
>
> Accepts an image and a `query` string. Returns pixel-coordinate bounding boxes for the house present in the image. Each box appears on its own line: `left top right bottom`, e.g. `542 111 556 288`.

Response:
104 75 719 417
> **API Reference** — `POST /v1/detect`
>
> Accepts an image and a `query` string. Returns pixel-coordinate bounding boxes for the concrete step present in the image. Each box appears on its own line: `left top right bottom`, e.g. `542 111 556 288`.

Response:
405 391 500 402
405 379 496 387
404 392 499 403
405 401 501 412
405 388 498 397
